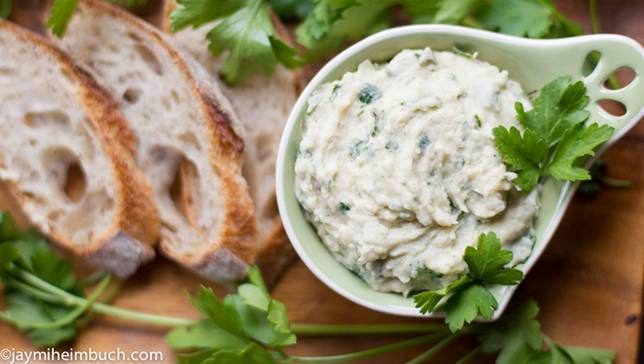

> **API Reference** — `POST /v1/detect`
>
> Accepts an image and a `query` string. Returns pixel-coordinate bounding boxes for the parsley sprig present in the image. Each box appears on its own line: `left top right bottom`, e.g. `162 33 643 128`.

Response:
0 211 615 363
0 212 112 347
493 76 614 192
13 0 596 87
170 0 305 85
476 300 615 364
166 267 296 363
46 0 149 37
294 0 583 60
414 232 523 332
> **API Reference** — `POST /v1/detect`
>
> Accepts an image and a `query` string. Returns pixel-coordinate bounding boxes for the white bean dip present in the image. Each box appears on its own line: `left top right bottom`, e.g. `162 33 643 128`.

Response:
294 48 539 294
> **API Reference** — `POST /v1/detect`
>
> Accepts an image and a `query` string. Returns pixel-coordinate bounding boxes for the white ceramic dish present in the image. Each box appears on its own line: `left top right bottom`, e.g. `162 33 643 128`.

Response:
276 25 644 318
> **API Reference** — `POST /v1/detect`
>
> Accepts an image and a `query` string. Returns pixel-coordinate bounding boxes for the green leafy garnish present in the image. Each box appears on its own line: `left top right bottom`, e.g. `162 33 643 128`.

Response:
478 299 543 363
579 160 632 195
479 0 562 38
171 0 303 85
267 0 315 22
295 0 583 61
0 209 616 363
40 0 587 85
478 300 616 363
493 76 614 192
296 0 397 59
166 266 295 363
46 0 149 37
560 345 616 364
357 83 381 104
0 0 11 19
0 212 112 347
337 201 351 213
47 0 78 37
414 232 523 332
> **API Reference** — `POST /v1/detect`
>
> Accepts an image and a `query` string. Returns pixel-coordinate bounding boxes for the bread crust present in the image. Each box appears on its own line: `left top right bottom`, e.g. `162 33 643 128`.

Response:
156 0 301 284
254 217 299 287
74 0 258 281
0 19 160 277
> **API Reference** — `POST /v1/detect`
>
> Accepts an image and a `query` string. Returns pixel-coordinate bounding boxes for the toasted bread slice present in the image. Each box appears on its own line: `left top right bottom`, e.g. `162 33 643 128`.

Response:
54 0 257 283
0 19 160 277
158 0 300 285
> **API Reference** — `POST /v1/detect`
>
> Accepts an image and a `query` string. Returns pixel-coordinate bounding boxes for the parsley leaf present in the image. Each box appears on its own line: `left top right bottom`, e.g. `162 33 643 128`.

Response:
0 212 110 347
296 0 396 59
478 300 543 364
2 291 78 347
47 0 78 37
561 346 616 364
47 0 149 37
478 300 616 364
433 0 477 24
204 0 275 84
414 232 524 331
167 267 295 362
444 284 497 332
547 122 615 181
402 0 582 38
207 342 280 364
415 275 471 314
268 0 315 21
166 320 247 351
516 77 590 146
493 77 614 192
527 343 573 364
464 232 524 285
171 0 302 85
478 0 554 38
170 0 243 32
295 0 359 49
0 210 20 240
493 127 547 191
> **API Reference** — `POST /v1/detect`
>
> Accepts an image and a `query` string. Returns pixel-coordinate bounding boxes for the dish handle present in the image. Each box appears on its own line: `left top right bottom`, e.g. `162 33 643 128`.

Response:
570 35 644 142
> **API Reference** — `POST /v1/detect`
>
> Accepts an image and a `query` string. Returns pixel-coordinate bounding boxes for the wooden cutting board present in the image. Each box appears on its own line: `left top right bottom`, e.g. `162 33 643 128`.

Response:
1 0 642 363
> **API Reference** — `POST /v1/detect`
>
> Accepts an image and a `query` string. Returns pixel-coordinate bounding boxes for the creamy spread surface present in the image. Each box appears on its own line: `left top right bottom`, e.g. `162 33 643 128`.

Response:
294 48 539 293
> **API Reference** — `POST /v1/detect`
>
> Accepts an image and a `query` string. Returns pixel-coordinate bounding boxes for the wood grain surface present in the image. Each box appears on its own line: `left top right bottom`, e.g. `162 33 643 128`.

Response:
1 0 642 363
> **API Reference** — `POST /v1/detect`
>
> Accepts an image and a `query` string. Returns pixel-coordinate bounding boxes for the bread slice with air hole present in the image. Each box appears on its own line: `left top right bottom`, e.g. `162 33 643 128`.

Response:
157 0 301 285
53 0 258 283
0 19 160 277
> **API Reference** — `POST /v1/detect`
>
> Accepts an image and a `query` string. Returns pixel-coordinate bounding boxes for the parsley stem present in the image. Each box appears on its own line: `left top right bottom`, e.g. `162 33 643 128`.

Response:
291 323 445 336
453 346 481 364
461 16 483 29
288 333 447 363
589 0 600 34
601 176 632 188
4 277 67 304
405 332 461 364
586 0 621 89
89 301 195 327
79 270 109 287
9 268 455 335
14 268 195 327
0 275 110 330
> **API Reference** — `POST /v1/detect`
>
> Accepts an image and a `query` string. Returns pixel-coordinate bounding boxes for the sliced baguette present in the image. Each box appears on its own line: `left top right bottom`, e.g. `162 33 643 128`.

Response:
0 19 160 277
54 0 257 283
159 0 300 285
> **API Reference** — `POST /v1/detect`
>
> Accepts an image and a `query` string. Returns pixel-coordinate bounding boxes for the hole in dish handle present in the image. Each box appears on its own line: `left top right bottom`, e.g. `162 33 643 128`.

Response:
579 35 644 141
